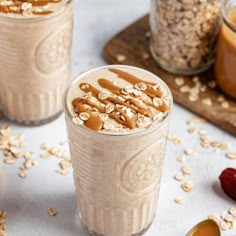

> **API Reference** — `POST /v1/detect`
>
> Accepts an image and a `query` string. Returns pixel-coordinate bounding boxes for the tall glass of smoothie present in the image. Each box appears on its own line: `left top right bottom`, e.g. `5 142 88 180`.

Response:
63 65 173 236
0 0 73 125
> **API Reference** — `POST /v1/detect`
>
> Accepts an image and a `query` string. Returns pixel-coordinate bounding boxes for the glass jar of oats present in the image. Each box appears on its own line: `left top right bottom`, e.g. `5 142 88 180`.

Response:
150 0 221 75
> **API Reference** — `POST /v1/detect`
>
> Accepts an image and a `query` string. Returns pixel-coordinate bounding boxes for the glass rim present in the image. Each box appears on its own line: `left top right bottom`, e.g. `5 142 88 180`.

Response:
0 0 72 21
63 64 173 137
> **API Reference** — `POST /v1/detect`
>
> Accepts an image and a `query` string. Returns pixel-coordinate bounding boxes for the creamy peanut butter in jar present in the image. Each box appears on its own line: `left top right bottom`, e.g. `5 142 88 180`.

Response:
0 0 73 124
63 65 173 236
215 0 236 98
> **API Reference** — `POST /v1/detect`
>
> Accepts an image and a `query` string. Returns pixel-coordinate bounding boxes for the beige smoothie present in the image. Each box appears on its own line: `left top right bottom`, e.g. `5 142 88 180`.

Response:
0 0 73 124
64 65 172 236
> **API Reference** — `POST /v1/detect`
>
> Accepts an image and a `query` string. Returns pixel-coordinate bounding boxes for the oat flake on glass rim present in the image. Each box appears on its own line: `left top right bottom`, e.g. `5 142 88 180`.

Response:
63 65 173 236
149 0 221 75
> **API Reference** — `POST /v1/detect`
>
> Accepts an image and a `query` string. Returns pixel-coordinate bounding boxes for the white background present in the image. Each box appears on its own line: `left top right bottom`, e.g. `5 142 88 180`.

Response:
1 0 236 235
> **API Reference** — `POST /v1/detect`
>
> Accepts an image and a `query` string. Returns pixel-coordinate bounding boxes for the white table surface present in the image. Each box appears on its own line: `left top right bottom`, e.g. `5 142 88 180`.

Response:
1 1 236 235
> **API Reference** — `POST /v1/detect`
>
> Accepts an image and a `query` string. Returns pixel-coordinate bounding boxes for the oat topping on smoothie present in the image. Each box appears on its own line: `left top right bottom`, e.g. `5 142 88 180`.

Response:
69 68 170 133
0 0 65 16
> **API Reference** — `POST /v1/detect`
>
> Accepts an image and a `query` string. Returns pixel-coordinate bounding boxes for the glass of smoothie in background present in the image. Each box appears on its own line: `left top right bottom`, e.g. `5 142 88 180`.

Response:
63 65 173 236
0 0 73 125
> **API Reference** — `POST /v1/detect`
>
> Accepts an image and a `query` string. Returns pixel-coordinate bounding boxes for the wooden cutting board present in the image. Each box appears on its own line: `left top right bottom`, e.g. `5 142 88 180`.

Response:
103 15 236 136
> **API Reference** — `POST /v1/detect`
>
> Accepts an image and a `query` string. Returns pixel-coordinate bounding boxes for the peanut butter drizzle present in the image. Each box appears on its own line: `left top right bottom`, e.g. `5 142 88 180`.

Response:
75 83 137 129
32 10 53 15
80 82 147 125
0 5 20 14
109 68 163 98
18 0 61 6
111 109 136 128
72 70 169 132
107 69 168 112
0 0 61 15
72 98 103 131
77 97 105 113
98 78 168 113
98 79 152 116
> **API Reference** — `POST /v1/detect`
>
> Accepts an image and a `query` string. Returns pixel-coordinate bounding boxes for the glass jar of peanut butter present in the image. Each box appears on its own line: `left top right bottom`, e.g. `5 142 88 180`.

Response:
150 0 221 75
215 0 236 98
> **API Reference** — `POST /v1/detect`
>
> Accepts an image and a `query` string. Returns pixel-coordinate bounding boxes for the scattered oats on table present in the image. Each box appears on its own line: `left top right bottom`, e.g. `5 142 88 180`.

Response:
19 171 28 179
229 207 236 216
188 94 199 102
188 127 196 134
56 169 70 176
0 210 7 236
182 181 196 192
200 85 207 93
41 143 48 150
220 221 230 231
56 160 72 176
217 95 225 102
184 148 196 156
226 152 236 159
187 117 207 125
58 140 67 146
174 77 185 87
177 155 186 163
200 136 210 148
48 208 58 217
168 135 183 145
142 53 150 60
202 98 212 106
40 142 71 175
4 157 16 164
180 85 191 93
174 198 185 204
210 140 230 150
198 129 207 136
0 124 36 178
208 206 236 231
200 134 230 150
208 80 217 89
116 54 126 63
145 31 151 38
221 101 230 109
23 159 34 169
178 76 208 103
174 173 185 181
208 214 221 224
181 166 192 175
